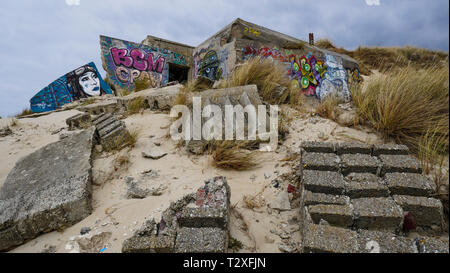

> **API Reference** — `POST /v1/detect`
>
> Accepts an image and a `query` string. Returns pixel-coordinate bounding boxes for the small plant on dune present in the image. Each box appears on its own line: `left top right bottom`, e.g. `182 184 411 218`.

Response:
315 94 341 122
126 96 147 115
134 77 152 92
113 153 130 172
210 140 259 170
15 108 33 118
351 65 449 153
103 128 140 153
79 98 96 106
174 77 214 106
228 236 244 252
218 56 291 104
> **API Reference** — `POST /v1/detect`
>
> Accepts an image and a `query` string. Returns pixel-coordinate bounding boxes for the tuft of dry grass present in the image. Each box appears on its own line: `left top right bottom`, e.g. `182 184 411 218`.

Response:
218 56 291 104
351 65 449 153
174 77 213 106
103 128 140 153
210 140 259 170
315 94 341 121
315 38 448 75
15 108 33 118
134 77 152 92
113 153 130 172
126 97 147 115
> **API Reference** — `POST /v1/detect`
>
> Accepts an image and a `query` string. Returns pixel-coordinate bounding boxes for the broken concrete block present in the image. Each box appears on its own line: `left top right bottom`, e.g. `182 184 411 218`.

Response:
66 112 91 131
308 204 353 228
269 190 291 211
78 99 118 115
352 197 403 231
302 224 358 253
0 126 12 137
372 144 409 156
379 154 422 174
336 142 372 155
393 195 443 227
302 170 346 195
175 227 227 253
179 207 228 229
0 127 96 251
300 141 335 153
141 149 167 160
345 173 389 198
415 236 449 253
302 152 340 171
384 173 434 197
92 112 128 146
303 190 350 206
357 229 417 253
340 153 379 175
122 219 175 253
125 177 150 199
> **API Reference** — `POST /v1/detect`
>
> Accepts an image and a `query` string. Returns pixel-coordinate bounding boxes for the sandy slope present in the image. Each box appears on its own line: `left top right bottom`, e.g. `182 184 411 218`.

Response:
2 105 384 253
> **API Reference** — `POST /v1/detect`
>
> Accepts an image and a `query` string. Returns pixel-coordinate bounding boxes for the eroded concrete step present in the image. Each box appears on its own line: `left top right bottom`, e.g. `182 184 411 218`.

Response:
340 153 380 175
385 173 434 197
345 173 389 198
302 152 340 171
393 195 443 227
303 190 350 206
352 197 403 231
302 170 345 195
302 224 359 253
308 204 353 228
379 154 422 174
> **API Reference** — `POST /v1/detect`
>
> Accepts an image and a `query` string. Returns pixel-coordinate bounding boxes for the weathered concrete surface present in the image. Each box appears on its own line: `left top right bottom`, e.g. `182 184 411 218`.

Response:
345 173 389 198
372 144 409 156
66 112 91 131
298 141 446 253
122 176 230 253
0 127 96 251
118 84 182 111
393 195 443 227
385 173 433 197
340 153 379 175
92 113 127 146
303 190 350 206
302 224 359 253
308 204 353 228
379 154 422 174
302 152 340 171
302 170 345 195
336 142 372 155
357 230 417 253
300 141 335 153
352 197 403 231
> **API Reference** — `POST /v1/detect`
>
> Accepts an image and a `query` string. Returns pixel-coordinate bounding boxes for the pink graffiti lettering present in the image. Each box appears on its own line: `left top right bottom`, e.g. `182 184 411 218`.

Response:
111 47 165 74
130 49 148 71
111 48 133 68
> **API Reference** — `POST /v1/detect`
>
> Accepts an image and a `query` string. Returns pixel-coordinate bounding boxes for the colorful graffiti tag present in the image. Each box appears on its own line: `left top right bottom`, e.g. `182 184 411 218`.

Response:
30 62 113 113
287 53 327 97
100 36 187 90
242 46 288 62
316 54 352 101
194 44 229 81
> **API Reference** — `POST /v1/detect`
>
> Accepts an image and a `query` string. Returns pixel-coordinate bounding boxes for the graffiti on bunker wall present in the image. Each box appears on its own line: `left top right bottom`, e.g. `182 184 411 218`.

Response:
287 53 327 97
194 48 228 81
242 46 353 101
100 36 187 90
30 62 113 113
315 54 352 101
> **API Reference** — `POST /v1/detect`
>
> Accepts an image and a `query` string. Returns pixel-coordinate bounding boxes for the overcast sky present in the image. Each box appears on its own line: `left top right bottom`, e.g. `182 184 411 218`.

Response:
0 0 448 117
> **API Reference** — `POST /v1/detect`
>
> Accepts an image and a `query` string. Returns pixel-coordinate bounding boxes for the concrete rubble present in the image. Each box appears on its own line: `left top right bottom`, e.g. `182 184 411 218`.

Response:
122 176 231 253
298 141 448 253
0 127 96 251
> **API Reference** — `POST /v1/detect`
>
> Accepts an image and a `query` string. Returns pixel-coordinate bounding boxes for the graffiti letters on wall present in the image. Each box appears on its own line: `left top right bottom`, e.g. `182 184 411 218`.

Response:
100 36 187 90
30 62 113 113
316 54 352 101
287 53 327 97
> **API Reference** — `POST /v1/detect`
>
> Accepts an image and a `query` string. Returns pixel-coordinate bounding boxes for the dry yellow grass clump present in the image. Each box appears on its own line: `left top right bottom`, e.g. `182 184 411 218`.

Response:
351 65 449 153
316 38 449 75
218 56 292 104
210 140 259 170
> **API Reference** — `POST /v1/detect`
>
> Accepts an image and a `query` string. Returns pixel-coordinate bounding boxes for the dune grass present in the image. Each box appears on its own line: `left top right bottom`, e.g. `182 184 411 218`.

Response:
315 94 341 122
351 65 449 153
15 108 33 117
210 140 259 170
218 56 292 104
316 38 449 75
